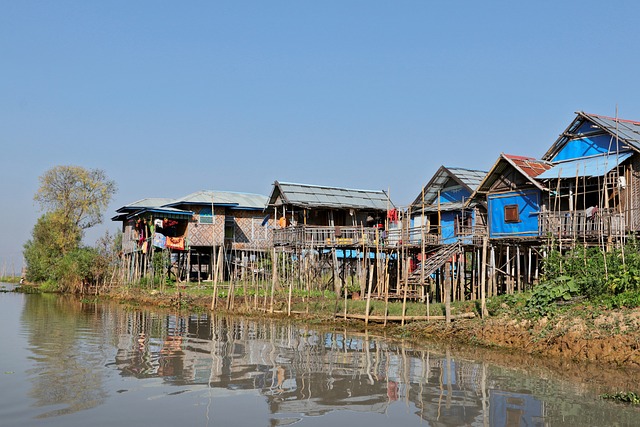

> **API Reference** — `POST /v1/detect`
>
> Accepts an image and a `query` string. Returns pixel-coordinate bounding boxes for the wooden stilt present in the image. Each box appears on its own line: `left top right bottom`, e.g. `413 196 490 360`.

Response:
364 265 375 326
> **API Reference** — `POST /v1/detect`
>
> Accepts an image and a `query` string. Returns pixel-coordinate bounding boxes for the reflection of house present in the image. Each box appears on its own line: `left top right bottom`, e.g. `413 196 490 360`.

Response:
409 166 487 245
112 190 271 282
490 390 544 427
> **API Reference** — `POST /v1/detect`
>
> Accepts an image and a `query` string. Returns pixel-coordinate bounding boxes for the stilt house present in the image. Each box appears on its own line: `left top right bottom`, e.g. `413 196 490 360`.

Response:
113 190 271 282
409 166 487 245
535 112 640 242
469 154 552 239
268 181 391 249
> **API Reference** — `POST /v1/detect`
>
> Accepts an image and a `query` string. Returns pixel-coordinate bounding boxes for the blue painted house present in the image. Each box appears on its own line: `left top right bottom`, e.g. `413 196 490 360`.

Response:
469 154 551 239
536 112 640 239
409 166 487 244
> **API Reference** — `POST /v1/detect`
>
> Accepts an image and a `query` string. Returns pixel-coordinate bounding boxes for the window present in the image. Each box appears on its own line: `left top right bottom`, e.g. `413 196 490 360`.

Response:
504 205 520 223
225 216 235 240
199 207 213 224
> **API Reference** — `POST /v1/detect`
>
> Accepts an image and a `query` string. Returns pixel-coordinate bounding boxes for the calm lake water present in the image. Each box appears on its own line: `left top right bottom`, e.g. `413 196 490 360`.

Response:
1 282 639 426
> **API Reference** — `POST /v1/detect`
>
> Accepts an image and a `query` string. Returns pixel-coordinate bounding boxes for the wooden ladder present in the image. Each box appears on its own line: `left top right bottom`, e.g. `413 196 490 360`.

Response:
406 242 462 285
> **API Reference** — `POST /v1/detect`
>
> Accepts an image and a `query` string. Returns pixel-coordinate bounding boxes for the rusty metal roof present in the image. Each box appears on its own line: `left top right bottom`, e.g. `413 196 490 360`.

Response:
503 154 553 179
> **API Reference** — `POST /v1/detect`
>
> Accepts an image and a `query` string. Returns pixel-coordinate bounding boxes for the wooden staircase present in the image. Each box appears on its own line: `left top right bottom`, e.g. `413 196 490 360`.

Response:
406 242 462 285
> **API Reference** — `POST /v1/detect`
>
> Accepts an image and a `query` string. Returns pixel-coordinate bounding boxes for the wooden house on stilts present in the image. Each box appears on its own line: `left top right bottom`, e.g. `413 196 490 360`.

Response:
536 112 640 246
397 167 488 304
267 181 392 295
467 153 552 295
112 190 272 284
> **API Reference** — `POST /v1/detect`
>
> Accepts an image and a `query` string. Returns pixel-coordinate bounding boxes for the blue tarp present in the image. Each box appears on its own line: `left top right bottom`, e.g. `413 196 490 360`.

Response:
538 152 633 179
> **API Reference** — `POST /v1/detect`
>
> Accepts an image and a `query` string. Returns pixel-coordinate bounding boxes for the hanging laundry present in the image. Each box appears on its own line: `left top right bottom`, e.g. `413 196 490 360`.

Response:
163 218 179 228
153 232 166 249
142 241 149 254
166 236 185 250
387 208 398 223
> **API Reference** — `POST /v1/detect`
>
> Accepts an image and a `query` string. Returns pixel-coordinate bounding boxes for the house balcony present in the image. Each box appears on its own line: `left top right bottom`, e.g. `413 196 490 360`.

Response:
273 226 380 248
273 223 490 249
538 208 625 240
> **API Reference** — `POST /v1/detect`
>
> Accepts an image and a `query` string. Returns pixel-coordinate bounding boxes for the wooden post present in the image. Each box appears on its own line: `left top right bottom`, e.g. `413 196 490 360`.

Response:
480 236 488 318
186 248 191 284
270 247 277 313
444 261 451 325
506 245 511 294
401 251 409 326
527 247 532 288
287 260 293 317
516 245 521 292
383 256 390 326
364 265 375 326
210 246 223 311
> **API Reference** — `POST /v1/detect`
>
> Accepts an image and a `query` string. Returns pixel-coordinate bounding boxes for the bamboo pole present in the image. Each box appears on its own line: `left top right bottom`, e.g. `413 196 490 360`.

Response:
401 250 409 326
516 245 521 292
211 247 222 310
287 255 293 316
444 261 451 324
270 247 277 313
364 265 375 326
480 236 488 318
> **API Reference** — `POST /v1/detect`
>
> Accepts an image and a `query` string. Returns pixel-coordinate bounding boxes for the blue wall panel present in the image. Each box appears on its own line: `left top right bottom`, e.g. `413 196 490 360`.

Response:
441 211 457 244
553 134 624 161
488 190 540 238
439 187 471 204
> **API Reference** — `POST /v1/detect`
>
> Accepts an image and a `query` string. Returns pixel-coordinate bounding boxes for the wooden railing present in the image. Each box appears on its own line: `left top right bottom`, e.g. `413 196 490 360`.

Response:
274 224 488 248
539 208 625 239
273 226 380 247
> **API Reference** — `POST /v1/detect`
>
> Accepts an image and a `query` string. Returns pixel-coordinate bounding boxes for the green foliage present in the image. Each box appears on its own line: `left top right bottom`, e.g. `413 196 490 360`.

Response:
486 293 529 316
533 240 640 317
23 212 80 282
34 165 117 230
601 391 640 405
53 247 101 292
593 291 640 310
526 276 580 317
24 166 118 290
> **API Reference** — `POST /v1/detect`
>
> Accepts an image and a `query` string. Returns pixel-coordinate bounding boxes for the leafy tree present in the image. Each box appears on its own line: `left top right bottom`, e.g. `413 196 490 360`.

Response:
23 212 81 282
24 165 117 289
34 165 117 230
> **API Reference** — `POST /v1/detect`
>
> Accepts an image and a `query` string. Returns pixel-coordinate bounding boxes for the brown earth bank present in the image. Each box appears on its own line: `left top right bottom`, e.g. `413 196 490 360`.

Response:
103 288 640 373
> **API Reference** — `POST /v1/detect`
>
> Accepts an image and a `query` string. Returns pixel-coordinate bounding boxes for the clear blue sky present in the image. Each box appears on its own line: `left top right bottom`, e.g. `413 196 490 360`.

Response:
2 1 640 273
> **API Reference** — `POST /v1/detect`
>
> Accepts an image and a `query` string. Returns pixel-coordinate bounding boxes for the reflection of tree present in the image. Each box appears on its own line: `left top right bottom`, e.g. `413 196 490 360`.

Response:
21 294 108 417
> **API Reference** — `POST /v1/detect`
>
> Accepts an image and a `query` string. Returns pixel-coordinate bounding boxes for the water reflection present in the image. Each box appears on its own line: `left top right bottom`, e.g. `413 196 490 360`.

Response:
20 295 109 418
14 294 640 426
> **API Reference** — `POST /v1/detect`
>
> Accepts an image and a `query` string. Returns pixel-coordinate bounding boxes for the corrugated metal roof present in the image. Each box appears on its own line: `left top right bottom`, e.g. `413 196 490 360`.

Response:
542 111 640 161
504 154 552 179
537 152 633 179
270 181 390 210
411 166 487 207
583 113 640 152
170 190 268 209
117 197 176 212
446 167 487 190
111 204 193 221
